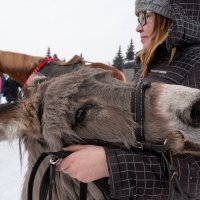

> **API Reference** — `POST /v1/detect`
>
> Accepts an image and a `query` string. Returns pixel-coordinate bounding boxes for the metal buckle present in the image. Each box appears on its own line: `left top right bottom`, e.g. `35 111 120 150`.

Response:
135 141 144 151
49 156 60 165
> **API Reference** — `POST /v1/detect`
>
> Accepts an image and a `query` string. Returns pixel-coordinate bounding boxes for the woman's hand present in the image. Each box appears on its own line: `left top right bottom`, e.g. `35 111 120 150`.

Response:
56 145 109 183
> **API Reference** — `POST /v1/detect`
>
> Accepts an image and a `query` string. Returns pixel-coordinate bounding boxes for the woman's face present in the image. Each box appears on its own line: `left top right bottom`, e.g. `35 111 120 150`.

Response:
136 12 157 51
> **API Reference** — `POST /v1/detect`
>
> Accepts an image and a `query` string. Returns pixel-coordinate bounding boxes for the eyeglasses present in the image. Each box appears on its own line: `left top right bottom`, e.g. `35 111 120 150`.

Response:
137 11 152 27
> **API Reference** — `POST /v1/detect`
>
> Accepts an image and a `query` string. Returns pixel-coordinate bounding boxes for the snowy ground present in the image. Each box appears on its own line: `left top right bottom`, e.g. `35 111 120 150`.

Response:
0 141 27 200
0 97 27 200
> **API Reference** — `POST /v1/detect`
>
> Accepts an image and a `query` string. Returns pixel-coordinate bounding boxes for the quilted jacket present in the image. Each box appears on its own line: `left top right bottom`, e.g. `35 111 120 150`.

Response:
105 1 200 199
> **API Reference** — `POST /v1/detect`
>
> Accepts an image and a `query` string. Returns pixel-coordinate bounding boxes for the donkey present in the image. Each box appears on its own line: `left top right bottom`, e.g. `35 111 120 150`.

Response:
0 67 200 199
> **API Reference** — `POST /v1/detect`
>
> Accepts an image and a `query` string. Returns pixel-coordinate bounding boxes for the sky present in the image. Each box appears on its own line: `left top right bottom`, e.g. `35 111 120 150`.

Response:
0 0 141 64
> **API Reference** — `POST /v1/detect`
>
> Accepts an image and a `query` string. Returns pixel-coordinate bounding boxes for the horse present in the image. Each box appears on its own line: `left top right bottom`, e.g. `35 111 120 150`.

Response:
0 50 126 86
0 67 200 199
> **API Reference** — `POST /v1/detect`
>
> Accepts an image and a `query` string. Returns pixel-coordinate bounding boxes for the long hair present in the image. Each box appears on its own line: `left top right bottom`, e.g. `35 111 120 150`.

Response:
140 14 173 77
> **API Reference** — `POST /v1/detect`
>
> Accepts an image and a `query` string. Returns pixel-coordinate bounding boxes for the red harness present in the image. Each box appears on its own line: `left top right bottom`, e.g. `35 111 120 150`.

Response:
23 56 53 87
31 56 53 75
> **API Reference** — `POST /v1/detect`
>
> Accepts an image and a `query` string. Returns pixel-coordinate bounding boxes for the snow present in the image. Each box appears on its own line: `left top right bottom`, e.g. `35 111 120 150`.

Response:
0 97 27 200
0 141 27 200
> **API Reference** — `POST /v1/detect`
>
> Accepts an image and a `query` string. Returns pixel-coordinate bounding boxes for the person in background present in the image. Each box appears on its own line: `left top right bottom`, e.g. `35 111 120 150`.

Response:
57 0 200 199
0 73 3 103
4 77 21 103
1 74 7 101
0 73 6 104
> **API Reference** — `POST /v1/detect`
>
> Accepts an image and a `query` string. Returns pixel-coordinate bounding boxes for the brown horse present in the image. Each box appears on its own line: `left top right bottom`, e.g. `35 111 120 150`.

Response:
0 50 126 86
0 68 200 199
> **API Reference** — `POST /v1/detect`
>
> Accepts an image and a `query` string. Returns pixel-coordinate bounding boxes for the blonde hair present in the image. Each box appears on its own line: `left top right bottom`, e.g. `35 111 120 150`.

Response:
140 14 174 77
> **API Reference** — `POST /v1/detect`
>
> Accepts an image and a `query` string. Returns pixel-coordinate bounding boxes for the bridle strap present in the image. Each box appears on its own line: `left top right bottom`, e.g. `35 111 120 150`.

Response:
131 80 151 142
79 182 88 200
28 152 50 200
39 164 52 200
28 151 72 200
131 80 188 200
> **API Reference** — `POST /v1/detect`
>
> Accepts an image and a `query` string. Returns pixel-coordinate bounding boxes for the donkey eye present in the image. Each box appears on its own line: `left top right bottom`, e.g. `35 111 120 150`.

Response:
75 108 87 123
75 104 94 124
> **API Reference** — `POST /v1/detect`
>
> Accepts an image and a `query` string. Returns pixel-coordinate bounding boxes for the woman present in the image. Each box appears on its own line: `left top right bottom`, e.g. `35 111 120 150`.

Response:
57 0 200 199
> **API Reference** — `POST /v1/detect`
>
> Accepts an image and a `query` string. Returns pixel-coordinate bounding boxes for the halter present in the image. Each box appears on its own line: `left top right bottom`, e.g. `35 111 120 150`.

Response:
131 80 151 142
131 80 188 200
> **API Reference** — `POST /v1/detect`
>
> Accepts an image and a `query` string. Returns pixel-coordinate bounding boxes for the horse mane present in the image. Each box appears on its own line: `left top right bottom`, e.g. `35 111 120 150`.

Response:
51 55 84 66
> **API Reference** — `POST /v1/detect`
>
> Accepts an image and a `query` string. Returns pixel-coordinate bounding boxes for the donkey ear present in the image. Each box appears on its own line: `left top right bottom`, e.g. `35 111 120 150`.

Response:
0 102 41 142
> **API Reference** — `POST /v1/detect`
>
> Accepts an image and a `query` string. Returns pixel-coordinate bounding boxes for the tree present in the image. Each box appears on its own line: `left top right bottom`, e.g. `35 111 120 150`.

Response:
46 47 51 57
113 46 124 71
125 39 134 61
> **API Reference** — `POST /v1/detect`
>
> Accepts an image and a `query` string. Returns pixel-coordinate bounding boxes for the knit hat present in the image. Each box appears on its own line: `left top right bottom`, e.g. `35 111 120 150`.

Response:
135 0 173 20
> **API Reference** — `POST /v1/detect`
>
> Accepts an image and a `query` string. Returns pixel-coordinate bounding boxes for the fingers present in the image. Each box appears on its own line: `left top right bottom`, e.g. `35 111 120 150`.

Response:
56 156 78 180
57 145 86 171
56 145 86 171
63 144 92 152
56 145 109 183
56 158 71 173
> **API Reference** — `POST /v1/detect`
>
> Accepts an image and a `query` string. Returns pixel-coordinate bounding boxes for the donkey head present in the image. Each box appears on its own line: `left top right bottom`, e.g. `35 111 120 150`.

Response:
0 68 200 155
0 69 136 152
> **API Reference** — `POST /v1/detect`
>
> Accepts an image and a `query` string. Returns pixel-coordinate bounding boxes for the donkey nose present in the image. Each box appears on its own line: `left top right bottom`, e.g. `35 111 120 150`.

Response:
190 99 200 127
